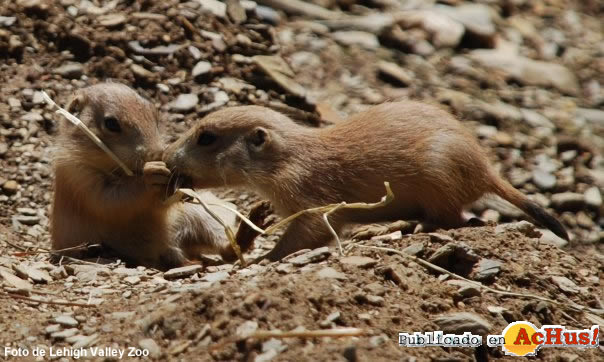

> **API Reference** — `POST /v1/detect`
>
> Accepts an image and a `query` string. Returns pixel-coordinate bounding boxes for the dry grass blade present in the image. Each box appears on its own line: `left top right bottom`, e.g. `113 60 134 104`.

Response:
41 91 134 176
209 327 366 351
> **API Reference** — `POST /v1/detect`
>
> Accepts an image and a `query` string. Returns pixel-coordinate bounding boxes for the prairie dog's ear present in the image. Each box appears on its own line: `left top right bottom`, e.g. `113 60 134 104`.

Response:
246 127 270 152
65 93 86 115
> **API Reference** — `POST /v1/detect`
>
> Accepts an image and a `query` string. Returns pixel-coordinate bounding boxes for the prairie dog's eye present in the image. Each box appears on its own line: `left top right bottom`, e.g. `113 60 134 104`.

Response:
104 117 121 133
197 131 217 146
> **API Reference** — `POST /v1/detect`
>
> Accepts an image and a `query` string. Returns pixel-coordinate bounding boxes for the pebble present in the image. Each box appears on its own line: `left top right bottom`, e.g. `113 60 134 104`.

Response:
436 4 495 43
551 192 586 211
131 64 157 83
200 270 229 283
332 31 379 49
532 169 556 190
340 256 378 268
253 55 307 98
469 49 579 95
539 229 568 247
192 60 212 81
584 187 602 208
123 276 141 285
377 61 413 86
0 268 32 290
139 338 161 358
550 275 580 294
402 10 464 48
473 259 502 281
494 221 541 239
98 13 126 27
51 328 79 340
163 264 203 280
167 93 199 113
2 180 19 195
287 247 330 266
428 243 480 268
13 264 52 283
433 312 491 335
0 16 16 27
255 5 281 24
227 0 247 24
54 315 79 327
236 320 258 338
54 63 84 79
402 243 424 256
198 0 227 18
316 266 348 281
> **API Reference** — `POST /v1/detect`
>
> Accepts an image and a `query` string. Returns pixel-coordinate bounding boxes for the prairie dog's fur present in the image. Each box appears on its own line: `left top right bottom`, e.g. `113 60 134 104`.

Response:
164 102 569 261
51 83 235 269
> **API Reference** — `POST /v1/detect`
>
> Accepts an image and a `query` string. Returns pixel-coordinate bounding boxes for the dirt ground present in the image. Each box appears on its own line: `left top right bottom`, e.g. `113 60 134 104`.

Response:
0 0 602 361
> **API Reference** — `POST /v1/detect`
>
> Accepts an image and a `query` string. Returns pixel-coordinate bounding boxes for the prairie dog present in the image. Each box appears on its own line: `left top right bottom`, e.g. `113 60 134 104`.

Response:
163 102 569 261
51 83 236 269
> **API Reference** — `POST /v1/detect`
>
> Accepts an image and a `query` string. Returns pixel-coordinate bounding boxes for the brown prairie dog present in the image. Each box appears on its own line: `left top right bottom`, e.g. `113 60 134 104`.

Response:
51 83 236 269
164 101 569 262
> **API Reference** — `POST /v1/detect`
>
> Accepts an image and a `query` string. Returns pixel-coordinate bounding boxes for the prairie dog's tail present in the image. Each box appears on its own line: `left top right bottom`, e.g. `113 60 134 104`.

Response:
490 175 569 241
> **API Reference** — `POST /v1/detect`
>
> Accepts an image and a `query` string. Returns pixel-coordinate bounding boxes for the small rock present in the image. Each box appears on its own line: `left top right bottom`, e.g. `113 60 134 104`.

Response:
473 259 502 281
539 229 568 248
428 243 480 267
200 270 229 283
436 4 495 45
551 276 579 294
226 0 247 24
275 263 294 274
139 338 161 358
13 264 52 283
131 64 158 83
551 192 586 211
316 267 347 281
192 61 212 81
340 256 377 268
236 320 258 338
198 0 227 18
21 112 44 123
402 243 424 256
54 63 84 79
377 61 413 87
45 324 61 334
521 109 555 128
532 170 556 190
332 31 379 49
163 264 203 280
369 334 388 347
402 10 464 48
54 315 79 327
2 180 19 195
433 312 491 335
319 311 341 327
8 97 21 109
288 247 330 266
123 276 140 285
253 55 306 98
584 187 602 208
72 334 99 349
0 268 32 290
13 215 39 226
255 5 281 24
167 93 199 113
494 221 540 238
0 16 16 27
98 13 126 27
469 50 579 95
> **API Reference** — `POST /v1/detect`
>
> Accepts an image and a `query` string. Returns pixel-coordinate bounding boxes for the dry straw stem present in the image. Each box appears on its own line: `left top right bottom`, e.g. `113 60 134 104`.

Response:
354 244 604 316
41 91 134 176
210 327 366 351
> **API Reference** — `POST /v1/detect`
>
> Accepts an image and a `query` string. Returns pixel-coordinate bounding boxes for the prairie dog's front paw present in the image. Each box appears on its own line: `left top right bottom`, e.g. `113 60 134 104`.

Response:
143 161 171 194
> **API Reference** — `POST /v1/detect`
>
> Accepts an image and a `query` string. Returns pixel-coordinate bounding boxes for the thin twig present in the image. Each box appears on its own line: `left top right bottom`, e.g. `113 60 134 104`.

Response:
209 327 366 351
2 292 98 308
42 91 134 176
353 244 604 316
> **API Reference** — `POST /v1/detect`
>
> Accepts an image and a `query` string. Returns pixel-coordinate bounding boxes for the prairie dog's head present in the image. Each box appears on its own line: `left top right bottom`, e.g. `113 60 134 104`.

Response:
56 83 163 174
164 105 295 189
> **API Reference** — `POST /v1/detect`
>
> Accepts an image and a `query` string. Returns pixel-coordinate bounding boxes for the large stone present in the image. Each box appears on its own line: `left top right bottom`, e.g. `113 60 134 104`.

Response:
469 49 579 95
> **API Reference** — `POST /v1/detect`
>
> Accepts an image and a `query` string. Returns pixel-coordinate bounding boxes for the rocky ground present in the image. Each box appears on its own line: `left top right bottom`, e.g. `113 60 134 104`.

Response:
0 0 603 361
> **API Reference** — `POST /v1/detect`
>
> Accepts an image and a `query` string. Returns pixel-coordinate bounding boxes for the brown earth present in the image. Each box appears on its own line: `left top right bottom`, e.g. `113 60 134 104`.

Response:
0 0 602 361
